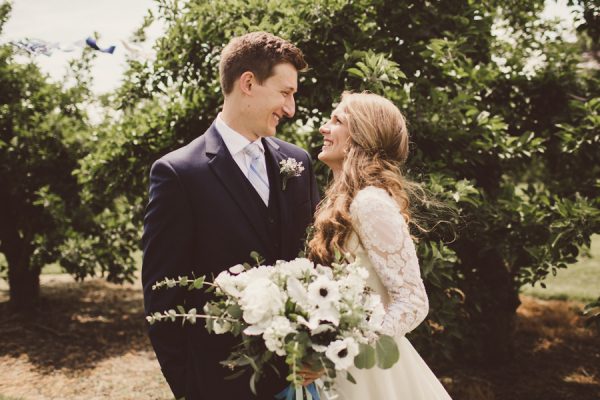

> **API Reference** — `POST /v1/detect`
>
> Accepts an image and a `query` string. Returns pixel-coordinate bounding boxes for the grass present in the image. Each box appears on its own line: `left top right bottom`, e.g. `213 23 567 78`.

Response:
521 235 600 303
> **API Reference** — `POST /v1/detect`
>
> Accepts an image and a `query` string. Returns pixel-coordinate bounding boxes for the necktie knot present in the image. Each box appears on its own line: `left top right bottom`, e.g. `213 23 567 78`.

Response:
244 142 263 161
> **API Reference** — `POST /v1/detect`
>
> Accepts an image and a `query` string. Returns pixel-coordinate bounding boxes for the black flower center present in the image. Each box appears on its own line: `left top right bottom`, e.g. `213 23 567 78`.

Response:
319 288 329 297
338 348 348 358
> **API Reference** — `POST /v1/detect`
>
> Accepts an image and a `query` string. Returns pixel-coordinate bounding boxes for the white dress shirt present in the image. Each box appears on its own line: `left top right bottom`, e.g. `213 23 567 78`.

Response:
214 114 268 180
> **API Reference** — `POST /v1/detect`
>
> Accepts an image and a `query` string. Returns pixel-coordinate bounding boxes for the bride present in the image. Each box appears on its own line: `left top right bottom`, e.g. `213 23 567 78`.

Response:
307 91 452 399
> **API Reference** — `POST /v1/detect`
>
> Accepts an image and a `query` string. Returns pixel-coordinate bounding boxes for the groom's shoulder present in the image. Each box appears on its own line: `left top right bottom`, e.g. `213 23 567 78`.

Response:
269 137 311 160
153 128 211 171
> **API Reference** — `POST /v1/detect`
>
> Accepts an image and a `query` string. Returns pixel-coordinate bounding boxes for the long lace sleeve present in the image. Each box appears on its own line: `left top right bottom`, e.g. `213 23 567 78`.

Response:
350 186 429 337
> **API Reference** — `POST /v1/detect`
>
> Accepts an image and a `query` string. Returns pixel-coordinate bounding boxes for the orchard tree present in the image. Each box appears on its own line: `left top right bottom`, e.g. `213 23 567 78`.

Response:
80 0 599 362
0 3 136 310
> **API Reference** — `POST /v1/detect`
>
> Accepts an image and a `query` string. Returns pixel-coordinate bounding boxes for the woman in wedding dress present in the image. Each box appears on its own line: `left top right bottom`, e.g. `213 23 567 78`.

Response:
307 92 452 399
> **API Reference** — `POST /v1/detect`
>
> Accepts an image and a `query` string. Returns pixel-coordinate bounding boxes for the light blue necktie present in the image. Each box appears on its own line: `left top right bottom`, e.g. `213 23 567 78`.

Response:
243 142 270 206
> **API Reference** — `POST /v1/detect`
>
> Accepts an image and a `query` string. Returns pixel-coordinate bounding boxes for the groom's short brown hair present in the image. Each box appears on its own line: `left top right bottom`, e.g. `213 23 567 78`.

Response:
219 31 307 95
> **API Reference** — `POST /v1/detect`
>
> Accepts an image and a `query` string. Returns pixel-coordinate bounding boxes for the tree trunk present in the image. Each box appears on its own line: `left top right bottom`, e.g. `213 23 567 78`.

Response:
6 255 40 312
456 244 521 364
475 250 521 363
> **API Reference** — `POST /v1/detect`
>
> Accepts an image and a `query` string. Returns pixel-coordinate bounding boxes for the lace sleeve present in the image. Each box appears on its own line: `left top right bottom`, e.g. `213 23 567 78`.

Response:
350 186 429 337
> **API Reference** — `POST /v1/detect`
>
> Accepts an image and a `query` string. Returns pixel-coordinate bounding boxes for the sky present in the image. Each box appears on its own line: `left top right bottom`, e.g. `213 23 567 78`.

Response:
2 0 161 94
1 0 578 95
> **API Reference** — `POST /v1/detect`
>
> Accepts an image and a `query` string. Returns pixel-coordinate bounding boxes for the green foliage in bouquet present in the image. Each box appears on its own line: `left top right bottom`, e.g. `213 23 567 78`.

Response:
147 256 400 395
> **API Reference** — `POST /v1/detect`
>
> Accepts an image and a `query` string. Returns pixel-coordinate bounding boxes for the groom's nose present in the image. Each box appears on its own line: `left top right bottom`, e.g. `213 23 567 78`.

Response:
282 95 295 118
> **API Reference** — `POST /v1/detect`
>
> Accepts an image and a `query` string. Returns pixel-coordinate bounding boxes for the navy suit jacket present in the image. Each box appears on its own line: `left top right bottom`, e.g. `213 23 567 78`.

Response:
142 122 320 400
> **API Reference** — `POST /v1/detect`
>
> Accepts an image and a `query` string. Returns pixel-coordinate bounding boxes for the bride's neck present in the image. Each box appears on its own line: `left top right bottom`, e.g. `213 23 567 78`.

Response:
332 167 341 180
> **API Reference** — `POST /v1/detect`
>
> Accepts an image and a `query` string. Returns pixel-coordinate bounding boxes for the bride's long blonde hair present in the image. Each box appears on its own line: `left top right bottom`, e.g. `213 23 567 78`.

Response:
308 91 422 265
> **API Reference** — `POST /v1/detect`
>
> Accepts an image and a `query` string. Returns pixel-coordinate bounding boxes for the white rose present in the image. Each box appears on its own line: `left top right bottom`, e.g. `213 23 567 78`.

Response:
214 271 241 297
240 278 285 333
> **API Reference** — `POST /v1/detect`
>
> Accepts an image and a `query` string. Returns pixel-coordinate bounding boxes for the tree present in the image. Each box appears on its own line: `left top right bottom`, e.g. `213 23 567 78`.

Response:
0 3 137 310
81 0 599 362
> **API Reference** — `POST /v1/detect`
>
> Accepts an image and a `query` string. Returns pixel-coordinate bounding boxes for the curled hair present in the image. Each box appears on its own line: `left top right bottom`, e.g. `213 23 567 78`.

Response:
219 31 307 95
308 92 426 265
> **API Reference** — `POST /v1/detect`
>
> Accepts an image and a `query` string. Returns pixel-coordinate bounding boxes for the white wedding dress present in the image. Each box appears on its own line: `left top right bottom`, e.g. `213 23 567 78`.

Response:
323 186 452 400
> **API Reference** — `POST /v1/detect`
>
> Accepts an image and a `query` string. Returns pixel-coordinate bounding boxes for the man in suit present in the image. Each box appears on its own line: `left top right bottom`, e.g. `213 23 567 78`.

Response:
141 32 320 400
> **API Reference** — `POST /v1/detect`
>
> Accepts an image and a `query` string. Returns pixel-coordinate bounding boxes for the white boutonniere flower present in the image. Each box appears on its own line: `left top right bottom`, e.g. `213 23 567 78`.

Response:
279 157 304 191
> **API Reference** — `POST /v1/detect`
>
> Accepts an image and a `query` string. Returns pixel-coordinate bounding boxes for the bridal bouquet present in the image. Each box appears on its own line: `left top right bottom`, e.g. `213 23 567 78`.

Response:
147 254 399 398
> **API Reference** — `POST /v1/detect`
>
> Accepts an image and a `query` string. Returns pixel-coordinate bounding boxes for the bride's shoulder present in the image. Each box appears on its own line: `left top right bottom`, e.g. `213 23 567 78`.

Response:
350 186 397 214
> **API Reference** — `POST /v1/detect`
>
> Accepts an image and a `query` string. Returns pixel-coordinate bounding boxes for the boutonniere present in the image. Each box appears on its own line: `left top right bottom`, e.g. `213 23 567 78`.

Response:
279 158 305 191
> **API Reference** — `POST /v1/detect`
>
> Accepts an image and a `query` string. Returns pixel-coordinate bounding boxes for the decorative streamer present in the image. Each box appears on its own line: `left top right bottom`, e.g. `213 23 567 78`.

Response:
85 37 116 54
6 37 153 60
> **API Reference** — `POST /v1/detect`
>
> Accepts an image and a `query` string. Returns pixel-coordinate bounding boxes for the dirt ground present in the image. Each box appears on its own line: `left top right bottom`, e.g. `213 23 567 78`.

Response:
0 275 598 400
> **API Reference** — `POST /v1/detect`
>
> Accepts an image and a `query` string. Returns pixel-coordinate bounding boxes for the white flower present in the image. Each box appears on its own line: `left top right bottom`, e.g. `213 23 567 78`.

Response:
214 271 241 297
325 338 360 370
240 265 275 283
297 307 340 331
338 274 366 302
308 275 340 307
315 264 334 279
313 304 340 327
239 278 285 335
279 158 304 190
364 294 386 332
311 343 328 353
263 316 295 356
347 263 369 280
277 258 314 279
228 264 245 274
286 277 310 310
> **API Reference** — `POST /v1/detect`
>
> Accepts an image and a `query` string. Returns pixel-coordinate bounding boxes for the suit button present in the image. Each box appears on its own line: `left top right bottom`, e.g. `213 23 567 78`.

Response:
268 218 275 224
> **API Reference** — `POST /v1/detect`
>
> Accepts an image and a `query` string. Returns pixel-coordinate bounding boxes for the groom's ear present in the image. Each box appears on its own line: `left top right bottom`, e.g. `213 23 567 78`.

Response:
239 71 255 96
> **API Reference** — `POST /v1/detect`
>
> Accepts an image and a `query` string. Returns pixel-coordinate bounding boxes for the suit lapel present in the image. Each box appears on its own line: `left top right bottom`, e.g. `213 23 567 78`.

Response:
205 125 271 249
263 137 292 257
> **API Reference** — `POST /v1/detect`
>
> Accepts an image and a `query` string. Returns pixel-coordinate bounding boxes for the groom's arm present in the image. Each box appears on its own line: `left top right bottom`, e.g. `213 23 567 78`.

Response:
142 158 193 399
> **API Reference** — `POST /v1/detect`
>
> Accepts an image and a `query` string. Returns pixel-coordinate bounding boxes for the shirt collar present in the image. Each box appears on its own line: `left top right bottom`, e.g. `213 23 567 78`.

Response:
215 113 265 155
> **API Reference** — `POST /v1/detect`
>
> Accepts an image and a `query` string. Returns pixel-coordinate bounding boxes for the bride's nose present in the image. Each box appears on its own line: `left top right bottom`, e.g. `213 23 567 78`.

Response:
319 124 329 135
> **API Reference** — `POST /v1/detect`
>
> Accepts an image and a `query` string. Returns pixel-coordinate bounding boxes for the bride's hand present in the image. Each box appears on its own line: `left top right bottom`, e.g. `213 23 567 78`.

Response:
298 366 325 386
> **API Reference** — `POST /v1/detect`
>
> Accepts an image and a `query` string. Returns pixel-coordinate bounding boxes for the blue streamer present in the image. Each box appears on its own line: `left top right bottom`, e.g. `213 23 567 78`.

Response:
275 383 320 400
85 37 116 54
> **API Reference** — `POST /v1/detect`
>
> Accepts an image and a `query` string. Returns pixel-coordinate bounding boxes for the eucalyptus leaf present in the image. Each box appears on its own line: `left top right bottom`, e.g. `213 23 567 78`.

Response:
375 335 400 369
354 343 376 369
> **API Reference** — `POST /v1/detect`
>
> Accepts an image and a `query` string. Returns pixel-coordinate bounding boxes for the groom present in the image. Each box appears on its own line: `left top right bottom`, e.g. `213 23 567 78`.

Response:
141 32 320 400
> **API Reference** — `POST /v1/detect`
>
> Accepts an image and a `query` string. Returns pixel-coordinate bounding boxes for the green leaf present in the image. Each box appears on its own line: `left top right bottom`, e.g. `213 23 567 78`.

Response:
346 371 357 384
192 277 205 289
375 335 400 369
227 304 242 319
347 67 365 78
354 343 376 369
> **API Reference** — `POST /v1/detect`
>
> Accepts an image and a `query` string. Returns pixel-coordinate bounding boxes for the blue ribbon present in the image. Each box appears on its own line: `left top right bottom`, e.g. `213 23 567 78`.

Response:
275 383 320 400
85 37 116 54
